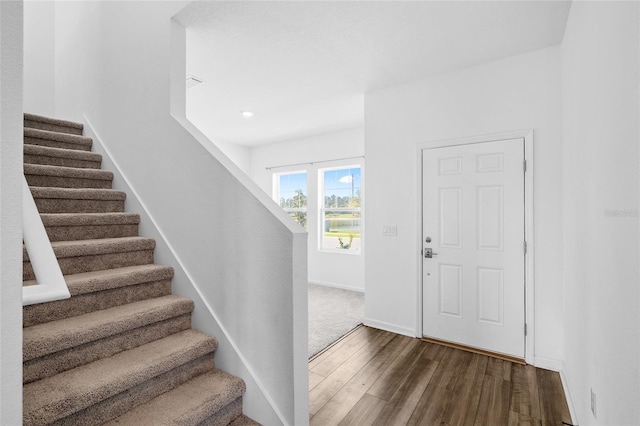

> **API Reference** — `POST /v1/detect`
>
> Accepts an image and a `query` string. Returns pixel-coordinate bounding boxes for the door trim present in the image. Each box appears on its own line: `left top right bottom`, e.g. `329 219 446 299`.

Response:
416 129 535 364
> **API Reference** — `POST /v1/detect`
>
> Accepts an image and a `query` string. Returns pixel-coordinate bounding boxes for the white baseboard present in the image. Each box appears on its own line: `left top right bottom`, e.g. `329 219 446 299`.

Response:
363 318 416 337
532 356 562 372
559 362 579 426
309 280 364 293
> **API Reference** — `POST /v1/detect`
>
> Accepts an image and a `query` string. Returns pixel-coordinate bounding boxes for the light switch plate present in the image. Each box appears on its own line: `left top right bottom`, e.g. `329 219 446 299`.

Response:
383 225 397 236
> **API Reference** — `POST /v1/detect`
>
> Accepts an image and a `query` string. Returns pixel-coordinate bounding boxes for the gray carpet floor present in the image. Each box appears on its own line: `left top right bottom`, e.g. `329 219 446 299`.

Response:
308 283 364 358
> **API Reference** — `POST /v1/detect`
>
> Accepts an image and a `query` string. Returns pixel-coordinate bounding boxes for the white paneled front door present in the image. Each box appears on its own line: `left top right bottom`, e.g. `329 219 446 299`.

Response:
422 138 525 358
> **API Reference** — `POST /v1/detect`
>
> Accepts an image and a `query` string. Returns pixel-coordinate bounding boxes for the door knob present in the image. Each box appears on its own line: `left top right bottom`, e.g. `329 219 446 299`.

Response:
424 248 438 258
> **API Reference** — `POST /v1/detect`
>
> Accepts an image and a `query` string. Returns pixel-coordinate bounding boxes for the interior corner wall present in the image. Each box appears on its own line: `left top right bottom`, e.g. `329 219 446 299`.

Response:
23 0 55 116
561 2 640 425
364 47 564 351
250 127 365 291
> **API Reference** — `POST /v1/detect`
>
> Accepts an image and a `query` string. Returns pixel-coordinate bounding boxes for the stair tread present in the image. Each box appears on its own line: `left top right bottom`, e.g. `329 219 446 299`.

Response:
25 127 92 145
24 143 101 162
104 369 246 426
23 264 174 295
23 329 217 425
24 113 84 130
30 186 126 200
23 236 155 261
24 163 113 180
40 212 140 226
24 294 195 361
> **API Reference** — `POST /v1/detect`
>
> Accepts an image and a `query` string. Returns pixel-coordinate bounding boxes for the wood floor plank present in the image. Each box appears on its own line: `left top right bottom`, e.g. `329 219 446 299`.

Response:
429 346 470 390
309 329 395 415
510 364 542 419
309 371 325 392
536 368 572 424
337 393 386 426
309 325 370 373
309 325 366 368
472 374 495 426
441 353 489 426
367 337 425 400
508 410 543 426
485 356 507 379
310 334 409 425
406 382 449 426
422 340 449 362
503 358 513 381
371 353 439 425
483 375 511 426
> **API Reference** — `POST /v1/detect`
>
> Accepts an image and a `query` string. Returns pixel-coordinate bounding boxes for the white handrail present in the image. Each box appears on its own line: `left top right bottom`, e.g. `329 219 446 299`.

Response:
22 176 70 305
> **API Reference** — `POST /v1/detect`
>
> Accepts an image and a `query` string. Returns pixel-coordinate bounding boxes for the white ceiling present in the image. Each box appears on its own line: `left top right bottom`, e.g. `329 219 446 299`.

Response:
176 1 571 147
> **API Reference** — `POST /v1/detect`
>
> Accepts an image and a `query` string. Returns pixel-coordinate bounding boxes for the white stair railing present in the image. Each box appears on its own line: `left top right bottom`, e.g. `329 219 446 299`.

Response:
22 176 70 305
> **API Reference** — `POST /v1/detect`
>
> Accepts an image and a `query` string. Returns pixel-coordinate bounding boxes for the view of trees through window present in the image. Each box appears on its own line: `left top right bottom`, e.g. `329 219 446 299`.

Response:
276 172 307 228
321 166 361 252
273 165 362 254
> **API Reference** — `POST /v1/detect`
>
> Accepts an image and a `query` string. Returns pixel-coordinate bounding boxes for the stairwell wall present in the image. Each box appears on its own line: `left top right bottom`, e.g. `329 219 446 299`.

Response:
24 1 308 425
0 2 24 424
23 0 54 117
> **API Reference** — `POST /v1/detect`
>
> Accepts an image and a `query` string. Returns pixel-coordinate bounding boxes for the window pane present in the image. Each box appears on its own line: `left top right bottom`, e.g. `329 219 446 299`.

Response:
275 172 307 228
321 166 361 252
323 167 361 209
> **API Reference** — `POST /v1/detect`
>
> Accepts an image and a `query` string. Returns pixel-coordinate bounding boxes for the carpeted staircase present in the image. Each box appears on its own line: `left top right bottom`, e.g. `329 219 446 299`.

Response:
22 113 260 426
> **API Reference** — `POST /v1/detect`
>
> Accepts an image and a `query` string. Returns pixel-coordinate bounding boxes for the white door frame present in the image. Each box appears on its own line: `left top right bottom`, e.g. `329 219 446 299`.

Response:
416 129 535 364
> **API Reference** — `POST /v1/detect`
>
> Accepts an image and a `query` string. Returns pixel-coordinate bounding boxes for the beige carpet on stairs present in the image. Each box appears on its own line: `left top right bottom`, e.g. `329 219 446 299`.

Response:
22 113 260 426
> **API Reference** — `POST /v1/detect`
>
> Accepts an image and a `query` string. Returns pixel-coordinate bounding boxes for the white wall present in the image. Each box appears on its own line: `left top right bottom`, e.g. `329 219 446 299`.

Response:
53 1 103 124
24 1 309 424
364 47 565 359
561 2 640 425
214 139 251 175
0 1 24 424
24 0 54 116
250 127 365 291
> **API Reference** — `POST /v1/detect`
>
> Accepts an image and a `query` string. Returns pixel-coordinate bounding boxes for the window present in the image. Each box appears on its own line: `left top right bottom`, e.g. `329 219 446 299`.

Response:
320 165 362 253
273 171 307 228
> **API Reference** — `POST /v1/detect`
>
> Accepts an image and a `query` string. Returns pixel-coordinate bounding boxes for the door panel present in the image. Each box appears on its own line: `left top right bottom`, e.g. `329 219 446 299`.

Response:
422 138 525 357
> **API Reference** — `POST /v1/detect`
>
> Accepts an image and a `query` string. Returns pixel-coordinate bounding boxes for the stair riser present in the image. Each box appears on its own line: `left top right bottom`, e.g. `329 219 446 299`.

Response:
25 174 112 189
197 397 243 426
24 280 172 327
24 154 101 169
25 137 91 151
33 198 125 214
45 223 139 242
24 314 192 384
49 356 216 426
23 250 154 281
24 119 83 136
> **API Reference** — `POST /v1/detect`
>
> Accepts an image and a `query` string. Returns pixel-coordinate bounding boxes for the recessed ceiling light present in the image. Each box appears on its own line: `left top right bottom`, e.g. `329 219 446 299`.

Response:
240 111 254 118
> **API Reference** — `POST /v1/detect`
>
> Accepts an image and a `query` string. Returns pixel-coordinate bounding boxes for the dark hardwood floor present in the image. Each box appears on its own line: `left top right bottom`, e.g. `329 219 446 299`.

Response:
309 326 572 425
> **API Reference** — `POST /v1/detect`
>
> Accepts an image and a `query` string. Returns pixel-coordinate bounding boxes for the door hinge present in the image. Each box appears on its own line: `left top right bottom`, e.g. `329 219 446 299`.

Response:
524 323 528 336
524 241 528 254
523 160 527 173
